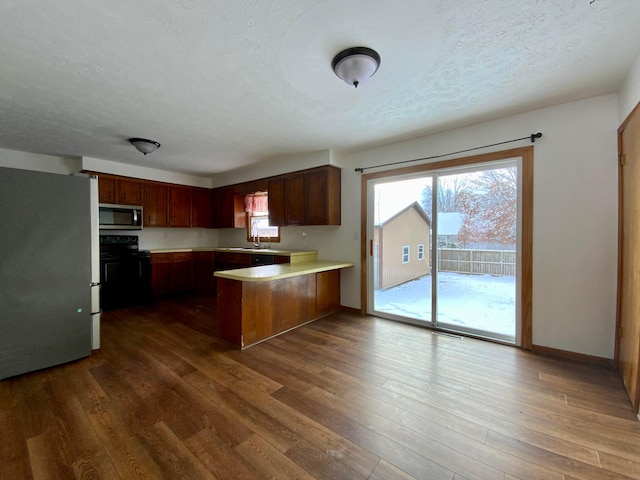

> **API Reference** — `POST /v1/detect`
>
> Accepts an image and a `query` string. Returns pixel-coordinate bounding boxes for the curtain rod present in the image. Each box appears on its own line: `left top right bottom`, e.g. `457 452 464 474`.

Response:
354 132 543 173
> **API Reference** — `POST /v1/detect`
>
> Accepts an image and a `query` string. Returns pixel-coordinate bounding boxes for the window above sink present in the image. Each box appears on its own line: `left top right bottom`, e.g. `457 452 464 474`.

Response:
245 191 280 244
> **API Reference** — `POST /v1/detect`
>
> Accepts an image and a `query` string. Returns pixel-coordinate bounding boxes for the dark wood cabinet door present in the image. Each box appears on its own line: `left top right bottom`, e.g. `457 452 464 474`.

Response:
212 187 246 228
274 255 289 264
305 166 341 225
98 176 117 204
211 188 223 227
193 251 215 291
284 174 304 225
304 170 328 225
316 270 340 314
191 188 213 228
171 260 193 292
233 193 247 229
144 183 168 227
151 261 171 296
212 187 233 228
117 179 143 205
168 186 192 227
267 179 285 226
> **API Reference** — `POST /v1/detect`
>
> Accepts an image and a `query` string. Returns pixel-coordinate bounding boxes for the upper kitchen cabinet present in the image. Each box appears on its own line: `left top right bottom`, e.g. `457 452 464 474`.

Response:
117 178 143 206
267 178 285 226
191 187 214 228
212 187 246 228
268 165 341 226
168 186 192 227
144 183 168 227
284 174 305 225
97 174 143 206
98 175 117 203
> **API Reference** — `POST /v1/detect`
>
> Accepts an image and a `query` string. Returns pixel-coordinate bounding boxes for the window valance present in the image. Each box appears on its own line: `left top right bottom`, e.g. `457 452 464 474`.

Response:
244 192 269 213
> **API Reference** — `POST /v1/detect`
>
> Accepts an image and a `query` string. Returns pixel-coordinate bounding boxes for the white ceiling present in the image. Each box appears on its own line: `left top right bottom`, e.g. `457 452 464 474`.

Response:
1 0 639 177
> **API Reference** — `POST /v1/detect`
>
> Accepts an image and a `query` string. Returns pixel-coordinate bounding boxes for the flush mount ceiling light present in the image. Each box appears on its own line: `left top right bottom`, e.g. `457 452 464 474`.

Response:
331 47 381 88
129 138 161 155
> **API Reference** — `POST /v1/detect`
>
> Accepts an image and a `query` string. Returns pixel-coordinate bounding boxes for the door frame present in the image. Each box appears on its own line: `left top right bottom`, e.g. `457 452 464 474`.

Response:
360 146 533 349
616 101 640 409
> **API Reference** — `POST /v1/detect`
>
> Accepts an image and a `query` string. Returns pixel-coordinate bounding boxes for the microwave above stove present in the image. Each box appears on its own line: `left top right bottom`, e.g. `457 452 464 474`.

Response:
99 203 143 230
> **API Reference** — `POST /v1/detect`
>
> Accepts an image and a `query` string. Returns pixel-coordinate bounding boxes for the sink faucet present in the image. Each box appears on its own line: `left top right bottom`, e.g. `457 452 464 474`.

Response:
252 220 260 248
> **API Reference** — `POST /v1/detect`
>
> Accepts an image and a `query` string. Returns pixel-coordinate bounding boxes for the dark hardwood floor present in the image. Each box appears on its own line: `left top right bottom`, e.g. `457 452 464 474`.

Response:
1 293 639 480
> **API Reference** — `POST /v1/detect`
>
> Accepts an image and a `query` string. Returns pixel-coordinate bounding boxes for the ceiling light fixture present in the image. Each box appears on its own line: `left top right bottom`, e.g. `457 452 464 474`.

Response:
129 138 161 155
332 47 381 88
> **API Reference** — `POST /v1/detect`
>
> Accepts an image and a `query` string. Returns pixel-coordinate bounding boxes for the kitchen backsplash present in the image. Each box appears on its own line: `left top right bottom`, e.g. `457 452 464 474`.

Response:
101 228 219 250
218 225 351 260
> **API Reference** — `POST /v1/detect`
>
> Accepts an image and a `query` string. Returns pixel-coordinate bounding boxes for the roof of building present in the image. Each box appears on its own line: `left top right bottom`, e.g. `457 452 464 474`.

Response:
376 201 431 228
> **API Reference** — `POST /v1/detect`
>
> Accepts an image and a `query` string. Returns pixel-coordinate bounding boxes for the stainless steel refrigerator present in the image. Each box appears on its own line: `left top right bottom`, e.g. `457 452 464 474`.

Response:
0 166 100 379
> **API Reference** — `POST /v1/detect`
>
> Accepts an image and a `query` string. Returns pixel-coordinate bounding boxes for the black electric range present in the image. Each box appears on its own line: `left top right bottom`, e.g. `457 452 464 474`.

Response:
99 235 151 310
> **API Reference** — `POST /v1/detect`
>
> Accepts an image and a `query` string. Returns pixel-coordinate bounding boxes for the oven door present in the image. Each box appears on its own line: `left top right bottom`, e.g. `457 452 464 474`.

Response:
100 257 151 310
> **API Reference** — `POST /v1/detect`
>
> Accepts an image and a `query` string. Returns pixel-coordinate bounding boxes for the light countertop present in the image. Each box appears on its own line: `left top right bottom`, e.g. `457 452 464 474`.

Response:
214 260 354 282
149 247 318 257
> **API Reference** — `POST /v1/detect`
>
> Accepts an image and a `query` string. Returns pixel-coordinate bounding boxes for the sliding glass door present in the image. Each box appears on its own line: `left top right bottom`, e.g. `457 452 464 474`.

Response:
373 175 434 323
369 158 521 343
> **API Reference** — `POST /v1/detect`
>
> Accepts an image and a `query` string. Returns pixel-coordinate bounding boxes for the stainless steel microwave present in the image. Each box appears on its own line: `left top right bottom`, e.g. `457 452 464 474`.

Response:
98 203 143 230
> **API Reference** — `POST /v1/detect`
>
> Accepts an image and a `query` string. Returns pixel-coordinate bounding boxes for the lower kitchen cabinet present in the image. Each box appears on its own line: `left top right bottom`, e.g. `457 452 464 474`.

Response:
151 252 193 295
151 254 172 295
216 267 344 349
171 252 193 292
152 250 291 297
193 251 215 292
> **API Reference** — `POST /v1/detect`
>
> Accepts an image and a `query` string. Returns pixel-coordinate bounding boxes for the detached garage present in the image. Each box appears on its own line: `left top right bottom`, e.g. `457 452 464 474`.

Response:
373 201 431 289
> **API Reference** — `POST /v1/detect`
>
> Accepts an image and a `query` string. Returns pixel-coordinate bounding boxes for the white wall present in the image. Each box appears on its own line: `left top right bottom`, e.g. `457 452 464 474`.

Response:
619 53 640 123
0 148 82 174
335 94 619 359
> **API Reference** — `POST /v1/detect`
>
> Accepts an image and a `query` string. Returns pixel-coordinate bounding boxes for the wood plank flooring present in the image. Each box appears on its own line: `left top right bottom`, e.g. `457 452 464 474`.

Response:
1 293 639 480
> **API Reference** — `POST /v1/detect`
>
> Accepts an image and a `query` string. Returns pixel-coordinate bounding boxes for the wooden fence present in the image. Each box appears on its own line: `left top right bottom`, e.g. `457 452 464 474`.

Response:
436 248 516 276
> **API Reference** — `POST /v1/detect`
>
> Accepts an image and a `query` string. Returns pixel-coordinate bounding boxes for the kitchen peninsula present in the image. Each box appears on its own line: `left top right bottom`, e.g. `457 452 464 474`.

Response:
215 259 353 349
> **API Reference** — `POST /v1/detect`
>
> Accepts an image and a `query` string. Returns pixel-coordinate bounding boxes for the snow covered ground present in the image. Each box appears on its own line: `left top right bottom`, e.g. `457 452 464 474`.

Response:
374 272 515 337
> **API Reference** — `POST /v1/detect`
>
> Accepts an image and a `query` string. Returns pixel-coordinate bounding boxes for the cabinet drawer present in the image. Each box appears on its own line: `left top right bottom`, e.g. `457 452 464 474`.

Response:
171 252 192 261
192 251 214 261
151 253 172 264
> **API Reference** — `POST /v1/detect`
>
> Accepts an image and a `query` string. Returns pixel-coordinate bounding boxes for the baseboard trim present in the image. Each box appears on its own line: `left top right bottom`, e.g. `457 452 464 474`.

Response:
339 305 363 315
532 344 615 368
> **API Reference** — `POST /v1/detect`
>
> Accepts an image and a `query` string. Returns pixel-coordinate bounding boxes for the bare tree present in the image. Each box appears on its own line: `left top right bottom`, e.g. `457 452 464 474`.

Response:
420 176 466 215
458 167 517 247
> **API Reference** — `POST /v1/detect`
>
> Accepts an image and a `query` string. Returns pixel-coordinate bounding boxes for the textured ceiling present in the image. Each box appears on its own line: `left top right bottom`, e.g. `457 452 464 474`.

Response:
0 0 639 176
